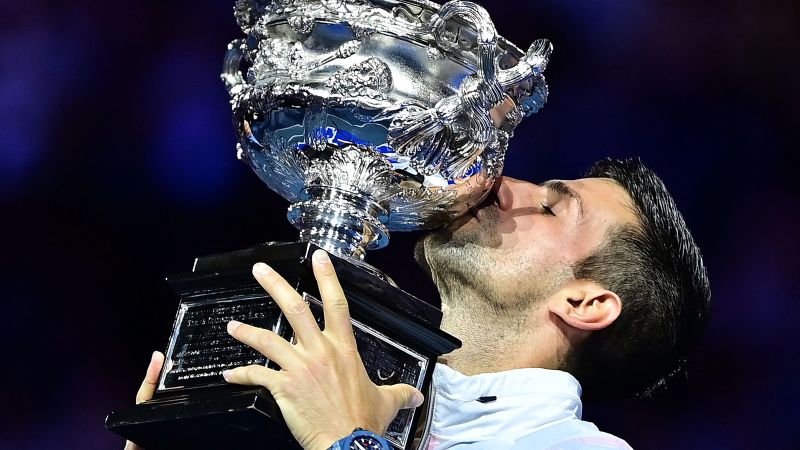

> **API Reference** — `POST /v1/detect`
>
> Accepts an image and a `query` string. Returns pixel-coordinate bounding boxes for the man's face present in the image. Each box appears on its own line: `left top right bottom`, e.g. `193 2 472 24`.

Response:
418 176 638 309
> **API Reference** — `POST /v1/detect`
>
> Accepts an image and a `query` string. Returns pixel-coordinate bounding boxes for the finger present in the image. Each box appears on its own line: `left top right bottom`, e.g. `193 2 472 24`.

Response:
223 364 280 392
124 441 142 450
252 262 323 348
312 250 355 343
227 320 303 370
379 384 425 410
135 351 165 404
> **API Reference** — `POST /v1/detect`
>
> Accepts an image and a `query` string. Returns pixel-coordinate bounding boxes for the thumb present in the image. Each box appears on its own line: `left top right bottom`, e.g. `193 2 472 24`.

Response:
381 383 425 410
135 351 165 404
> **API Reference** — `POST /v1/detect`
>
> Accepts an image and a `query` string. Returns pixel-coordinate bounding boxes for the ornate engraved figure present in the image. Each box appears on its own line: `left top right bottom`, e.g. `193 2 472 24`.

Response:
326 58 393 100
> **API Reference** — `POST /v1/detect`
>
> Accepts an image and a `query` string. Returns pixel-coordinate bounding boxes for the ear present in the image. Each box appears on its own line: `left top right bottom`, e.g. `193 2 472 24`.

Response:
547 280 622 332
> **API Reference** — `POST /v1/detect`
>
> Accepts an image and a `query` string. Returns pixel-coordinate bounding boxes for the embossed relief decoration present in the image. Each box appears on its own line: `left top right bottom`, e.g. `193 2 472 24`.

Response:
250 39 307 81
326 58 393 100
235 0 442 48
249 38 366 84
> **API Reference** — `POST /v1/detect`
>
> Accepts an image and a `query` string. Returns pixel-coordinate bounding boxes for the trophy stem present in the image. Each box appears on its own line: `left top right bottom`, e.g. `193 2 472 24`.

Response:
287 186 389 261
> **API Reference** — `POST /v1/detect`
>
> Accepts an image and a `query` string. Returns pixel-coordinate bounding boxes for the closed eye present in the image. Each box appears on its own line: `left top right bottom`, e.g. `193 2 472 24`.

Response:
541 203 556 216
542 180 585 219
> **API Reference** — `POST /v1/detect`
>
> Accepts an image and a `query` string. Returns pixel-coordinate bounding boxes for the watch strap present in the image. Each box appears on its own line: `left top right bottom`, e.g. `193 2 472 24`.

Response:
328 428 392 450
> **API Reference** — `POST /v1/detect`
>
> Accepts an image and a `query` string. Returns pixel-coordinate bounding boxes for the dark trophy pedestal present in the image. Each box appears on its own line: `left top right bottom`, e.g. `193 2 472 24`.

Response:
106 242 460 450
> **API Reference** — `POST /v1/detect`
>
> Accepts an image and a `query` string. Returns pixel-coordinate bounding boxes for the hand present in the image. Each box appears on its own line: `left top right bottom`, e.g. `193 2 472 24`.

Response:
123 351 165 450
223 249 425 450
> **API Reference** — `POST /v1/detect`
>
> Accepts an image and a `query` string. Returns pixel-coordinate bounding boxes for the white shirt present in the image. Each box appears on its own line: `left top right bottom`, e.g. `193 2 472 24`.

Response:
418 363 632 449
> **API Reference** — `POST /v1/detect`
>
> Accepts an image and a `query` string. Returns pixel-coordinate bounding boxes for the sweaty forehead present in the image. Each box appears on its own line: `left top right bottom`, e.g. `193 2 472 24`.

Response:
569 177 638 229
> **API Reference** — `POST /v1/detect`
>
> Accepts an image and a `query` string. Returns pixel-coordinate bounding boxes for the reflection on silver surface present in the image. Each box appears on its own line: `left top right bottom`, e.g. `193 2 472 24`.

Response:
223 0 552 259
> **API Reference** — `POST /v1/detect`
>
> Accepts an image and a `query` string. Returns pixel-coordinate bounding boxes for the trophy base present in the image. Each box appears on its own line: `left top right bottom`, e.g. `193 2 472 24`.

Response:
106 242 459 450
106 386 299 450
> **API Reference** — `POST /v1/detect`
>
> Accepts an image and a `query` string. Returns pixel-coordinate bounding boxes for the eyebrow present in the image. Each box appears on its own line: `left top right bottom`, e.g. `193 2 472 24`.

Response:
543 180 585 219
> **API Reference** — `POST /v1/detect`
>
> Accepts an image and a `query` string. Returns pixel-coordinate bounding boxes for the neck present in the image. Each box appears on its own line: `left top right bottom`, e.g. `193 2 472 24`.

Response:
437 289 562 376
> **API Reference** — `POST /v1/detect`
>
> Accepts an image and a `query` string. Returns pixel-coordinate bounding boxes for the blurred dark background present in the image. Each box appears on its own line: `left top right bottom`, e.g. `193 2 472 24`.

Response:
1 0 798 448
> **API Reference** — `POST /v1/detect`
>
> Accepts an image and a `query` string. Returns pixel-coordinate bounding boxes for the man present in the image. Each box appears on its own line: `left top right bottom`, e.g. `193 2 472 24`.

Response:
126 158 710 449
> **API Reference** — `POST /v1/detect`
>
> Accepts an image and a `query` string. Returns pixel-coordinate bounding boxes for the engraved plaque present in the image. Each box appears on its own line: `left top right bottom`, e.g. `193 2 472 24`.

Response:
159 296 283 391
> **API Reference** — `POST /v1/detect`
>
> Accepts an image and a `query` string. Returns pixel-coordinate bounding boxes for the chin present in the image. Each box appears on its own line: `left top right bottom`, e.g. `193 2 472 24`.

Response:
416 195 501 281
413 237 433 278
451 204 503 248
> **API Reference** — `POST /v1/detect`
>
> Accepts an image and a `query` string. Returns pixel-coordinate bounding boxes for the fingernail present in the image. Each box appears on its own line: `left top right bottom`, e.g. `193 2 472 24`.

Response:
312 249 330 264
222 370 232 381
253 263 272 276
227 320 242 334
412 391 425 408
150 351 159 363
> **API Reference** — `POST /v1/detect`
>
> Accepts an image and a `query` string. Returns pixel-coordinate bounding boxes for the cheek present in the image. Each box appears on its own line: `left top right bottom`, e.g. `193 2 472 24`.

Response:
477 241 572 302
497 217 556 247
498 218 582 264
489 243 560 284
568 217 612 261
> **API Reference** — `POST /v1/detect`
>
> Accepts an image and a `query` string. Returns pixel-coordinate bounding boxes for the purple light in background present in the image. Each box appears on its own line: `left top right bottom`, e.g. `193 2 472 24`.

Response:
518 0 651 45
145 43 237 205
0 26 47 193
0 6 95 195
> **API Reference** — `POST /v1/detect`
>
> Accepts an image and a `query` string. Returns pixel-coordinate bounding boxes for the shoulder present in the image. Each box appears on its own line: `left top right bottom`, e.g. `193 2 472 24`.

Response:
510 419 632 450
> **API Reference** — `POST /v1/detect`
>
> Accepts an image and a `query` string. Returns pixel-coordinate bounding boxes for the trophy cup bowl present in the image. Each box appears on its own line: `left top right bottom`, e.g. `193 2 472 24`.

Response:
224 0 551 260
106 1 551 449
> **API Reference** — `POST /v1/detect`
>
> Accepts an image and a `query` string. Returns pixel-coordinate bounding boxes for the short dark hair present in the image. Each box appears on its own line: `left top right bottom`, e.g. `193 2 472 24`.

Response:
565 158 711 401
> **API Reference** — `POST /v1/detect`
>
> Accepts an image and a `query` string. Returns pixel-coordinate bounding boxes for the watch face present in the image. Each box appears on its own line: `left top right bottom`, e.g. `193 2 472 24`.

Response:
349 435 385 450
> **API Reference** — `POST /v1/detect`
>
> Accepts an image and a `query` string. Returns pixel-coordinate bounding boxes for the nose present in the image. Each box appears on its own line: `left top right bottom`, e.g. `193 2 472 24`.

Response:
491 176 543 211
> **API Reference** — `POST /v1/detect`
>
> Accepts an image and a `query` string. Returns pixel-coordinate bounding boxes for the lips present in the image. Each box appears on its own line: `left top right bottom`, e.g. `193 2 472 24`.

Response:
469 191 499 220
493 179 512 211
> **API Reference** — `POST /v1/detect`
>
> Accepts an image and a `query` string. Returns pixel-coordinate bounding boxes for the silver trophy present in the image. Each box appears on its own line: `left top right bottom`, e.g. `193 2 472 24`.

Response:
224 0 551 259
106 1 550 449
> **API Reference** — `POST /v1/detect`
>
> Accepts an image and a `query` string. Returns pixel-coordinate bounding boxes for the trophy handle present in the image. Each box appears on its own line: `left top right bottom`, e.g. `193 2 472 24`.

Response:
431 1 504 105
388 1 509 175
497 38 552 89
222 39 249 95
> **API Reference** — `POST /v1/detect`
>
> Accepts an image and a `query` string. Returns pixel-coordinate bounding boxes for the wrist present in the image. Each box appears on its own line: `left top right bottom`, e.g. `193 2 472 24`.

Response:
308 434 347 450
326 428 391 450
307 423 361 450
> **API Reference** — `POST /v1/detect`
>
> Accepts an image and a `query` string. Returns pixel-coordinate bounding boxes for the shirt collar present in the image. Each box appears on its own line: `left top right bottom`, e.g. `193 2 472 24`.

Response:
433 363 583 403
426 363 584 448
